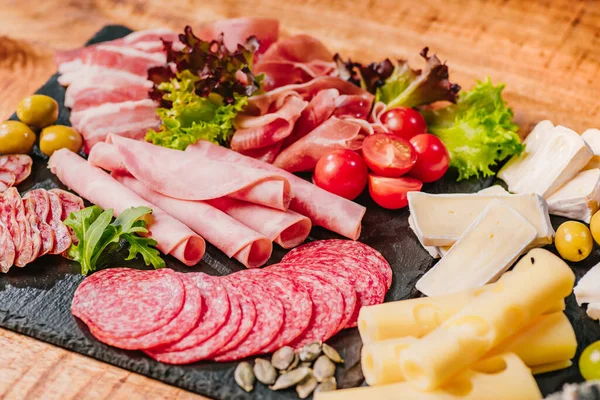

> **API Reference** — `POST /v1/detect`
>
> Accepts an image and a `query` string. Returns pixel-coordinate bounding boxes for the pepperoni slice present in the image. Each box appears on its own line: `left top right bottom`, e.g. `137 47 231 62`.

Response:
46 191 71 254
0 155 32 185
22 189 54 256
0 169 15 192
0 223 15 272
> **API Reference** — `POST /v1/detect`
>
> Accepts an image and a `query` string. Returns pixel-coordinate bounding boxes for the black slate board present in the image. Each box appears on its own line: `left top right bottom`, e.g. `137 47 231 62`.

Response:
3 25 598 399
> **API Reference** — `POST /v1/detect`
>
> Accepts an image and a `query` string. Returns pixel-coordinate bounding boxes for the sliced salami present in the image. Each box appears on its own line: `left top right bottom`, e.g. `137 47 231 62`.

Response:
213 271 284 361
145 281 244 364
0 223 15 272
49 188 84 219
22 189 54 256
0 155 32 185
4 188 34 267
0 189 20 265
46 191 72 254
72 268 185 338
0 169 15 192
88 273 203 350
152 273 230 353
23 197 42 261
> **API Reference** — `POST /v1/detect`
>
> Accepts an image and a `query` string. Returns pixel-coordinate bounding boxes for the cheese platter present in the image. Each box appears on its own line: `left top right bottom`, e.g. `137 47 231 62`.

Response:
1 20 600 399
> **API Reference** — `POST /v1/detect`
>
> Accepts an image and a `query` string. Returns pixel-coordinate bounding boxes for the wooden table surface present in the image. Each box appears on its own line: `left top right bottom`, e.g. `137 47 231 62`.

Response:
0 0 598 398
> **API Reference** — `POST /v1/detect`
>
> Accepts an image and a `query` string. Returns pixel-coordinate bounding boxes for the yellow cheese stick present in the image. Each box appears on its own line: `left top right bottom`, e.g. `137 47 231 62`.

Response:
398 249 575 390
315 353 542 400
532 360 573 375
362 312 575 386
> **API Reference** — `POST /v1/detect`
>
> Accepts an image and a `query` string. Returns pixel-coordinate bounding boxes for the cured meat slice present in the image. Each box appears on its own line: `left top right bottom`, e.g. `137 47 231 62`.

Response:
109 135 291 210
0 223 15 272
213 271 284 361
147 274 229 353
283 88 338 147
238 142 282 164
273 117 366 172
72 268 185 337
64 72 151 108
334 94 373 120
46 191 72 255
48 149 205 265
23 197 42 260
207 197 311 249
70 85 150 113
259 34 333 65
196 18 279 54
116 174 272 268
49 189 84 220
0 169 15 192
185 140 366 240
22 189 54 256
88 273 203 350
0 155 33 185
1 188 34 267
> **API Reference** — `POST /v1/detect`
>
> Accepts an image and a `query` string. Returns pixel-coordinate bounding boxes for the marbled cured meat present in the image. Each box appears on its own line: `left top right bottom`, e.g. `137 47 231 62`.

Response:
0 223 15 272
196 18 279 54
23 197 42 261
0 155 32 185
1 188 34 267
70 85 150 113
0 169 15 192
23 189 55 256
46 191 72 255
64 72 151 108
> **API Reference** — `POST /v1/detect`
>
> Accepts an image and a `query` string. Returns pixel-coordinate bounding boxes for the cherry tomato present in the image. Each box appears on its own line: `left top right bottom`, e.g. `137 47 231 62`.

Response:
368 175 423 209
380 107 427 140
362 133 417 177
314 149 368 200
408 134 450 182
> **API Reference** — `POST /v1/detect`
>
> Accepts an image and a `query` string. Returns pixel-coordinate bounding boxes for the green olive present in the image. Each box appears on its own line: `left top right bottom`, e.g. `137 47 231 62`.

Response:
0 121 36 154
17 95 59 128
39 125 82 156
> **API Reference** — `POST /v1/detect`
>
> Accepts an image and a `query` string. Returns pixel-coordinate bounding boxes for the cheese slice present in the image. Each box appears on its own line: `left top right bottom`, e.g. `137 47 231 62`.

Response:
586 303 600 320
399 249 575 390
477 185 509 195
531 360 573 375
546 168 600 223
416 200 537 297
408 191 554 247
574 262 600 306
315 353 542 400
582 128 600 171
498 120 593 198
408 216 440 258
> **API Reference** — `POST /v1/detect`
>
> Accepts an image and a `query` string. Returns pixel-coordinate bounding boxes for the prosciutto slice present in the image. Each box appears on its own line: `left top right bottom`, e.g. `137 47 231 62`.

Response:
283 88 338 147
108 135 291 210
186 141 366 240
273 117 366 172
196 18 279 54
48 149 205 266
70 85 150 113
116 174 272 268
64 72 151 108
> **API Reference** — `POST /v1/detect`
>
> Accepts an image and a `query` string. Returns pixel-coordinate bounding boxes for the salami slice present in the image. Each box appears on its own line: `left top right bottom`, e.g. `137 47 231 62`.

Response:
152 273 230 353
87 273 203 350
0 155 32 185
0 189 20 267
0 169 15 192
3 188 34 267
72 268 185 338
46 191 72 254
23 198 42 261
213 271 284 361
145 280 244 364
0 223 15 272
49 188 85 219
22 189 54 256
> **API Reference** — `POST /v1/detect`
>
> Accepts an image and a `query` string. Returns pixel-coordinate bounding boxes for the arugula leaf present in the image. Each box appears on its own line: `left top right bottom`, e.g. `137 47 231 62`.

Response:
123 234 165 269
422 78 524 181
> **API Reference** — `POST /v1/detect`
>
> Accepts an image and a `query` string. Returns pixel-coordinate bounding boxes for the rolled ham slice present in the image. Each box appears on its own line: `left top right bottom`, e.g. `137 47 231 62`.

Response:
115 174 272 268
108 135 291 210
186 141 366 240
48 149 205 266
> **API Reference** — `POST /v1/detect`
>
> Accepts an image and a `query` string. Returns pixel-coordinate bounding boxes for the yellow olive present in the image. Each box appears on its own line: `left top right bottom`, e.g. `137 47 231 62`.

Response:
555 221 593 262
0 121 36 154
16 95 59 129
591 210 600 245
39 125 82 156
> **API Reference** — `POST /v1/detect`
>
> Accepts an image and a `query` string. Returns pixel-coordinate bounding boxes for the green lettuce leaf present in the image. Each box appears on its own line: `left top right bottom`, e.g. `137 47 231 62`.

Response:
422 78 524 181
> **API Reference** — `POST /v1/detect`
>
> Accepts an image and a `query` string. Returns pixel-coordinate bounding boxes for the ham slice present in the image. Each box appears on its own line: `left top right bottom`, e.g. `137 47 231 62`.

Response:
48 149 205 266
108 135 291 210
116 174 272 268
273 117 366 172
70 85 150 113
186 141 366 240
196 18 279 54
207 197 311 249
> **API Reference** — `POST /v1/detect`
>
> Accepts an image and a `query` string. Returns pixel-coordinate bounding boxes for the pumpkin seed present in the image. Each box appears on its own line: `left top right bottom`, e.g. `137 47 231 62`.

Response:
271 346 295 370
269 367 312 390
254 358 277 385
281 353 300 373
322 343 344 363
313 355 336 382
315 377 337 393
299 342 322 362
234 362 255 393
296 376 318 399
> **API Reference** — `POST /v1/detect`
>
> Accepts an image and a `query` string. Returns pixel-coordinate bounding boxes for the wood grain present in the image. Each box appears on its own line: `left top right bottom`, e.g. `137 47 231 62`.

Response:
0 0 598 398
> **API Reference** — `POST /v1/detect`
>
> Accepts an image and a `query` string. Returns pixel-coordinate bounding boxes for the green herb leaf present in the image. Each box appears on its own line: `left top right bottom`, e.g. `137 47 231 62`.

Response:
123 234 166 269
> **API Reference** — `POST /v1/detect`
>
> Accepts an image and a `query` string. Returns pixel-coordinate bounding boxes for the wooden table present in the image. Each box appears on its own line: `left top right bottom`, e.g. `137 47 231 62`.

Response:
0 0 598 398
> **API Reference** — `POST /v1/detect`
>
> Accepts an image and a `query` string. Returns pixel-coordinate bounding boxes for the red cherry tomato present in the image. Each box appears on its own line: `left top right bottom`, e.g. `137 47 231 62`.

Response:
368 175 423 209
380 107 427 140
314 149 368 200
408 134 450 182
362 133 417 177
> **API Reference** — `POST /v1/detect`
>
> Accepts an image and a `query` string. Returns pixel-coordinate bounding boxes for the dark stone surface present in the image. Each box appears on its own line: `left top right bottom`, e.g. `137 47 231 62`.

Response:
1 24 595 399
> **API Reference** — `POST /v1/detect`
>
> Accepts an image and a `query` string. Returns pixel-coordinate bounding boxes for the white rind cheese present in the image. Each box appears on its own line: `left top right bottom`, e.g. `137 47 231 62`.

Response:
407 216 440 259
477 185 509 195
416 200 537 297
582 128 600 171
547 168 600 223
498 120 593 198
574 262 600 321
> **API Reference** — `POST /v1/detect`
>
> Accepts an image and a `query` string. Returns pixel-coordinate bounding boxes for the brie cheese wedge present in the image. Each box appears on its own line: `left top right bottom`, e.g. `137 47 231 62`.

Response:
498 120 593 198
582 128 600 171
547 168 600 223
408 216 440 259
408 191 554 247
574 262 600 320
477 185 509 195
416 200 537 296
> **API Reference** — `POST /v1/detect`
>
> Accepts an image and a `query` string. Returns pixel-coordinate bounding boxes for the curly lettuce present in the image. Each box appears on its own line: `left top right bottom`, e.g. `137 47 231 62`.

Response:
422 78 523 181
